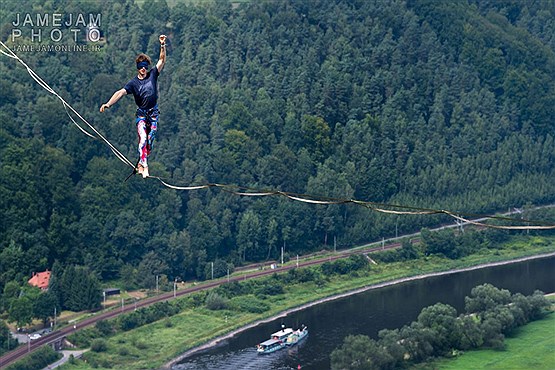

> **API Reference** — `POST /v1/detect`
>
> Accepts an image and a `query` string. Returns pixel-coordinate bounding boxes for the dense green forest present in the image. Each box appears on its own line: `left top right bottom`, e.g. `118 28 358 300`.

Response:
0 0 554 298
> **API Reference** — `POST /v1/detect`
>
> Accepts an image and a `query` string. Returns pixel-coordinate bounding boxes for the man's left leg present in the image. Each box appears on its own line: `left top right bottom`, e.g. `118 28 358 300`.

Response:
142 112 158 178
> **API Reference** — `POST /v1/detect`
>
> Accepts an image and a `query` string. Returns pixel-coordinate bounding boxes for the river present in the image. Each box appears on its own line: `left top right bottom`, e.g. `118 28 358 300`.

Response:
172 255 555 370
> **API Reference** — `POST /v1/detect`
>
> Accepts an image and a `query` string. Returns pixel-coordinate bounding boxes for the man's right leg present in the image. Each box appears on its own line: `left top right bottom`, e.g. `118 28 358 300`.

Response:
136 116 148 177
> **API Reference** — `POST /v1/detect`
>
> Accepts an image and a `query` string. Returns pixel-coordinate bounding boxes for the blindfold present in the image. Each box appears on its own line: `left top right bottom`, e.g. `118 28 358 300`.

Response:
137 61 149 70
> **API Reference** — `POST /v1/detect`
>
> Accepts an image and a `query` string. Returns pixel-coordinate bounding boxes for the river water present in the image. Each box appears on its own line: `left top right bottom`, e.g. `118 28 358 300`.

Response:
173 255 555 370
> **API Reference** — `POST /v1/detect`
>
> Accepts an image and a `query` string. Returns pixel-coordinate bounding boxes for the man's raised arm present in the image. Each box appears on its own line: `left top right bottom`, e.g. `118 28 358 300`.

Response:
156 34 167 73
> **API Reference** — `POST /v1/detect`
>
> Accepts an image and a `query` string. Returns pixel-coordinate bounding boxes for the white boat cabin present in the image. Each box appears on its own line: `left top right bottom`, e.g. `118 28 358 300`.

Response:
270 328 293 341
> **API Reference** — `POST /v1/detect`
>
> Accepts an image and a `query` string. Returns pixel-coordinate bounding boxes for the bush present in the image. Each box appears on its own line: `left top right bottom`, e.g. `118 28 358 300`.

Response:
134 340 148 350
372 249 400 263
205 291 229 310
6 346 61 370
91 338 108 352
118 347 130 356
330 284 548 368
117 301 181 331
67 327 100 347
216 281 245 297
321 255 369 275
255 281 284 296
285 268 318 284
231 296 270 313
95 320 113 336
119 311 142 331
99 359 113 368
527 290 550 320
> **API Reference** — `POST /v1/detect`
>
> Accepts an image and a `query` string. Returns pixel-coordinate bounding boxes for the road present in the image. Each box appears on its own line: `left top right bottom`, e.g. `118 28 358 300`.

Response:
46 350 88 369
1 204 553 368
0 240 401 368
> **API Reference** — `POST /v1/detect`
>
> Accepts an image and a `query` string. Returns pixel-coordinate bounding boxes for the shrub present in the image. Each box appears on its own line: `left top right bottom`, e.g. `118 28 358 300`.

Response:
99 359 112 368
95 320 113 336
118 347 130 356
6 346 61 370
231 296 270 313
91 338 108 352
134 341 148 350
67 327 100 347
286 267 318 283
321 255 368 275
256 281 284 296
527 290 550 320
321 261 334 276
372 249 400 263
216 281 245 297
119 311 142 331
205 291 229 310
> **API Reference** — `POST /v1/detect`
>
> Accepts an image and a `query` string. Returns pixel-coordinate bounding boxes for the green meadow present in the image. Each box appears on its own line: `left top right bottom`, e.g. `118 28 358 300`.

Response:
416 308 555 370
54 238 555 369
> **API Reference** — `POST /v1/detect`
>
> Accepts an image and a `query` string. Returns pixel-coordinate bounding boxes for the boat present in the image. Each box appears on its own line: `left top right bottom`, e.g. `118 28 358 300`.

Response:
257 338 286 354
286 325 308 346
256 326 294 354
270 327 294 341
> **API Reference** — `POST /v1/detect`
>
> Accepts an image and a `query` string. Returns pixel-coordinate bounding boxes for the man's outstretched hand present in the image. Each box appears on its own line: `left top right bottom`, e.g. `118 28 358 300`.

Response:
159 34 167 45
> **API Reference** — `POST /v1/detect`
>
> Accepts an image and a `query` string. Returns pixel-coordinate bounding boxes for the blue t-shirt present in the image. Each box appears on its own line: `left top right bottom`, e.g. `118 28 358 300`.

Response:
124 67 160 110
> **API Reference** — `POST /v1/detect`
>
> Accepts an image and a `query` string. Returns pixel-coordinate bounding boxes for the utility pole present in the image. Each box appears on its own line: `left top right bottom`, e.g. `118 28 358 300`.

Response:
455 219 464 233
514 207 527 234
281 246 284 265
211 262 214 280
156 275 159 293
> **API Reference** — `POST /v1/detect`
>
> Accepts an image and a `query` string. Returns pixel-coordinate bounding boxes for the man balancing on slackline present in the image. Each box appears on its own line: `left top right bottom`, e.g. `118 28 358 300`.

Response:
100 34 167 178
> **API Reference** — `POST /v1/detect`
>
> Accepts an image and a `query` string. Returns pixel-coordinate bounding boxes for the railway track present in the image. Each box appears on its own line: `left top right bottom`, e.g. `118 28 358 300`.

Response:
0 241 403 368
5 201 550 367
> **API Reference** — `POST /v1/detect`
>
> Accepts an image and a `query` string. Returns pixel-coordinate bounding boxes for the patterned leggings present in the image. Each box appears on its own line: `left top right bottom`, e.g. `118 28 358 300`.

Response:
136 107 158 167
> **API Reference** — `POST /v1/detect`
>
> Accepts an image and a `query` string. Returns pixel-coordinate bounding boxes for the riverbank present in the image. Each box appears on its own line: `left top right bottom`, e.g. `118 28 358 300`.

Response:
163 251 555 368
56 238 555 370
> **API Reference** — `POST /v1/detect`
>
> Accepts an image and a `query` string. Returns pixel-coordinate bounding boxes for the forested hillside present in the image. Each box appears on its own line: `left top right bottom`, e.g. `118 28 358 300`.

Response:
0 0 554 292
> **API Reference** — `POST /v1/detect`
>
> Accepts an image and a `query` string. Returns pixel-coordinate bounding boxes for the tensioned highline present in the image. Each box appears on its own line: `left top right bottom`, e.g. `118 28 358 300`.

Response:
1 40 554 231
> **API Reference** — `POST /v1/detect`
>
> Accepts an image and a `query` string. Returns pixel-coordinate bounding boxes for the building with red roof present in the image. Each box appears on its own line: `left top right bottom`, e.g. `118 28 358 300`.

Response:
28 270 51 290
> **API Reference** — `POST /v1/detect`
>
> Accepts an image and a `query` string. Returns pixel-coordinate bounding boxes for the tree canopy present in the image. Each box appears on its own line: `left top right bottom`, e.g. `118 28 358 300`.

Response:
0 0 554 291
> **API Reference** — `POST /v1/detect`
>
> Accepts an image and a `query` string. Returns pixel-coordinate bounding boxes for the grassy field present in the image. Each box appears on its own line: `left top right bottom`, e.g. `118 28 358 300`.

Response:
55 236 555 369
416 310 555 370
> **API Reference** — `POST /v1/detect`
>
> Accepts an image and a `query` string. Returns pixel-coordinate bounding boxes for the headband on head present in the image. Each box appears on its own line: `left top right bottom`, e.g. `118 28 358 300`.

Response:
137 61 149 70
